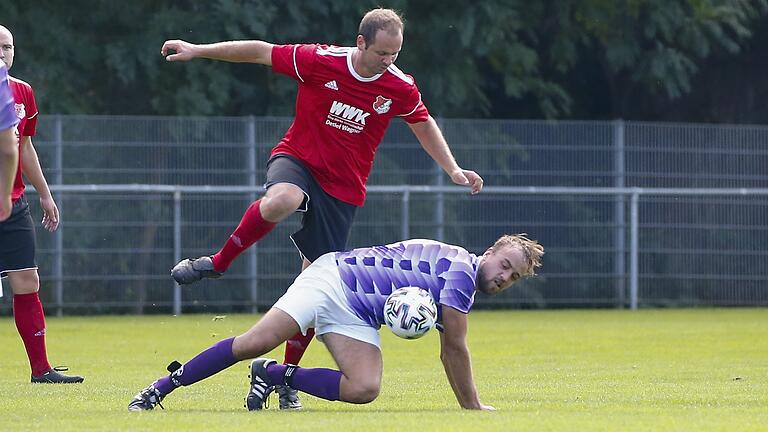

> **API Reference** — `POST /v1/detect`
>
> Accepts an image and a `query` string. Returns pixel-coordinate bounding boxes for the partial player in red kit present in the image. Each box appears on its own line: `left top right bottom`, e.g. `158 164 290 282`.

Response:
160 8 482 408
0 62 19 221
0 24 83 383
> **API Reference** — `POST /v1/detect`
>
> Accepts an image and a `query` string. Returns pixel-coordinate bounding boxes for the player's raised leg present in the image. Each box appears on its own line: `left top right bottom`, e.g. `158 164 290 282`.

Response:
128 307 300 411
171 183 304 285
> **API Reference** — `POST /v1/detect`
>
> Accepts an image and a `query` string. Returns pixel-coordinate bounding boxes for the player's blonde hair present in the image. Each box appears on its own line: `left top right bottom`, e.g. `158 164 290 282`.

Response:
492 233 544 276
358 8 404 46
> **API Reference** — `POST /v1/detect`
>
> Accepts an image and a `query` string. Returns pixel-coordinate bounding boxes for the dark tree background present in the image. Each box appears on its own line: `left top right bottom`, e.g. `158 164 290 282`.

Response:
4 0 767 122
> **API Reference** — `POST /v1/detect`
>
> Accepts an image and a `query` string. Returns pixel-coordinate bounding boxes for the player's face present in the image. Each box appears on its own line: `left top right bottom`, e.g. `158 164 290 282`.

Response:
0 29 13 70
475 245 527 295
356 29 402 75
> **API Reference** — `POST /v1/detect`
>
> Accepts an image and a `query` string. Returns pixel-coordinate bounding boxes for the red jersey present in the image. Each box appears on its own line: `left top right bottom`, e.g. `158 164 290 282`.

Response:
270 44 430 206
9 76 38 201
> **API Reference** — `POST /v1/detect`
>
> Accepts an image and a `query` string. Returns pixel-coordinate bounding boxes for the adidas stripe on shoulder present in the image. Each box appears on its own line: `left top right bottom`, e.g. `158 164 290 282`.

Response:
317 46 351 57
386 64 414 85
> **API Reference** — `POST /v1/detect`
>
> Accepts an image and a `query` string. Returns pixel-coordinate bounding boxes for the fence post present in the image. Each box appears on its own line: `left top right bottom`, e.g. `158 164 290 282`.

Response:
246 116 259 312
612 120 626 308
401 189 410 240
53 115 64 316
173 190 182 315
629 190 640 310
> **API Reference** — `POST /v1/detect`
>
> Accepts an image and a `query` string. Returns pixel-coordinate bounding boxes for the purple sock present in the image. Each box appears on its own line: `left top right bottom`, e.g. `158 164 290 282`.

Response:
266 363 342 401
265 363 289 385
154 337 237 395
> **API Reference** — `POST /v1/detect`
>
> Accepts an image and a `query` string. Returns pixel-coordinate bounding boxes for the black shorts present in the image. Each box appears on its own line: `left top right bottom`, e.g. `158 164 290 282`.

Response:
265 155 357 262
0 195 37 278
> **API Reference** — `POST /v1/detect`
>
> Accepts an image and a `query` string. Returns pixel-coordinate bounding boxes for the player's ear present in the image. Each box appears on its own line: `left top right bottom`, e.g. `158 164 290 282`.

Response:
356 35 366 50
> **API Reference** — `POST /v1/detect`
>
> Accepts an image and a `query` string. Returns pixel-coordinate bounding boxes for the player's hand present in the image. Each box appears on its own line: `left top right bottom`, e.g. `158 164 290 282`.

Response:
39 196 59 232
0 196 11 221
161 39 198 62
450 169 484 195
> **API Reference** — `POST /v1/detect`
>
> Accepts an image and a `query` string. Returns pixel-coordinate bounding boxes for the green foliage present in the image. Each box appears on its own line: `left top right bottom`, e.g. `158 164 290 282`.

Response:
6 1 765 120
543 0 767 115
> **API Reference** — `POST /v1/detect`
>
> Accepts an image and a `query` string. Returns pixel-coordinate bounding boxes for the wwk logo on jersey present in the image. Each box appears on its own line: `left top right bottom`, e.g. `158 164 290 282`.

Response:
325 101 370 134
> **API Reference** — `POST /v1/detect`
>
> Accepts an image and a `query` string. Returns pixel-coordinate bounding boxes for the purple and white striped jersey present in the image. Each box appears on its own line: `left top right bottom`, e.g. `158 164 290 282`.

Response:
0 65 18 131
335 239 479 328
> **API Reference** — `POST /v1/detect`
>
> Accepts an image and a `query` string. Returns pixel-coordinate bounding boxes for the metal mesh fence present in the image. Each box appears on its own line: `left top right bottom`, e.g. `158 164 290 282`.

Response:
1 116 765 314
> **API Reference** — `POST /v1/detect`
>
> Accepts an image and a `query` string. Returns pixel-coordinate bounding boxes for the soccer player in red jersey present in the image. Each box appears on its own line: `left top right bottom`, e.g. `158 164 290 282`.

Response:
161 8 482 408
0 25 83 383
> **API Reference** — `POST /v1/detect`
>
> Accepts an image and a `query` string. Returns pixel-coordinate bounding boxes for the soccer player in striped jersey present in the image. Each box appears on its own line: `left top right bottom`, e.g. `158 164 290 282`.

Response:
129 234 543 412
161 8 484 408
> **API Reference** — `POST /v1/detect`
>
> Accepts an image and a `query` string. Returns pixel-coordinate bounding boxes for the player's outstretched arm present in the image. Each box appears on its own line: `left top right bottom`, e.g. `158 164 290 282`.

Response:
161 39 274 66
439 306 495 410
408 116 484 194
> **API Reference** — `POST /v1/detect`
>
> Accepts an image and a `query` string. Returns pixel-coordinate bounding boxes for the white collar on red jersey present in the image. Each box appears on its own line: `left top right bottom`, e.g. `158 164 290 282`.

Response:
346 49 383 83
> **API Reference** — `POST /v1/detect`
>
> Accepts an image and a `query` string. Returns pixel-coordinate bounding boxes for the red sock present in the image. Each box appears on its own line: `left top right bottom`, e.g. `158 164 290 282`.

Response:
211 199 276 272
283 329 315 365
13 292 51 377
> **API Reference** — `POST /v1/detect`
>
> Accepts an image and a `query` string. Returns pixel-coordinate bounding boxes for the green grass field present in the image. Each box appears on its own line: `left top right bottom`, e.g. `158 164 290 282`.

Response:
1 309 766 431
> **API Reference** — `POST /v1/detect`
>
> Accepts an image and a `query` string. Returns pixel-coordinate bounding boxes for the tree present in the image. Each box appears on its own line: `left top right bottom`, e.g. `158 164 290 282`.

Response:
537 0 768 119
5 1 767 121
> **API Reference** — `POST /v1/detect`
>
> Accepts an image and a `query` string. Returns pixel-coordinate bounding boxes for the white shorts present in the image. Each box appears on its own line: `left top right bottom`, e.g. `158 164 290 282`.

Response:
273 253 381 349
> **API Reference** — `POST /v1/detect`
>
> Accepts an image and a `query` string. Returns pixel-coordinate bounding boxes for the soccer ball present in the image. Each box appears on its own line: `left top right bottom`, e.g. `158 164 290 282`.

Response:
383 287 438 339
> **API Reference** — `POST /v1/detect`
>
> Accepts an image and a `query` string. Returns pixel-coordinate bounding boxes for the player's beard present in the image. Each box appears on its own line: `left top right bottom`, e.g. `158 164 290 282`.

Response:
475 265 495 294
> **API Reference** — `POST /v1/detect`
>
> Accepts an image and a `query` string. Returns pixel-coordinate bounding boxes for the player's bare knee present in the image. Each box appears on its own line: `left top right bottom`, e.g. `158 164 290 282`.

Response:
346 377 380 403
9 271 40 295
351 383 380 404
259 192 302 221
362 383 380 403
